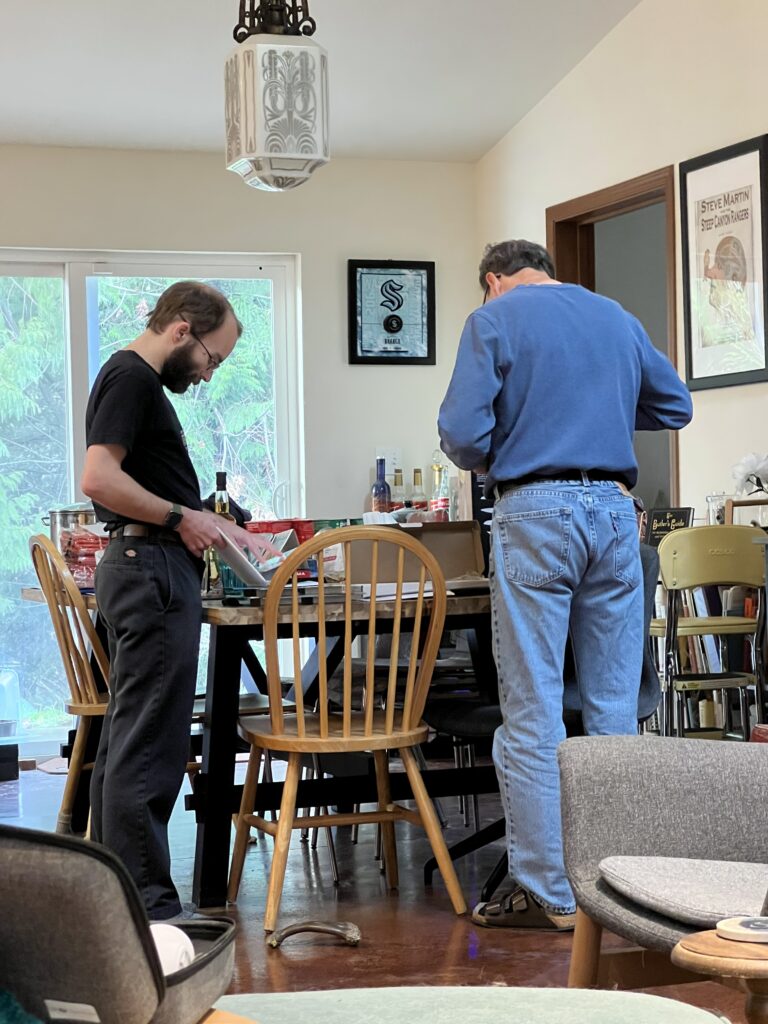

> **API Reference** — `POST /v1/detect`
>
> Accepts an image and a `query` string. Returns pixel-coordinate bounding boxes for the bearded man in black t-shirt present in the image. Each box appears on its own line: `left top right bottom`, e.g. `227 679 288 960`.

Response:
82 280 276 921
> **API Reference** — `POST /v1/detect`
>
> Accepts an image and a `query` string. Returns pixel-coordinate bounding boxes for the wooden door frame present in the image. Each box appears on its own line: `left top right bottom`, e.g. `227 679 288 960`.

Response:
545 166 679 504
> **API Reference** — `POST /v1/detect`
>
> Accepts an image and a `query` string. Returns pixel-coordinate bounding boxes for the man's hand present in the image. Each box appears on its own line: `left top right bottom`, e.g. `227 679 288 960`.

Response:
177 509 227 558
215 518 284 564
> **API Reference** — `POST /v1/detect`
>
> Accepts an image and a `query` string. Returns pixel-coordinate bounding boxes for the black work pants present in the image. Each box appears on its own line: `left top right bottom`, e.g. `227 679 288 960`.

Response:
90 535 203 920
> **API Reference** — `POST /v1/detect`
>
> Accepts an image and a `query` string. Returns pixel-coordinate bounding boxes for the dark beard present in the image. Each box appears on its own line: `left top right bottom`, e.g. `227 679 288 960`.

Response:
160 344 198 394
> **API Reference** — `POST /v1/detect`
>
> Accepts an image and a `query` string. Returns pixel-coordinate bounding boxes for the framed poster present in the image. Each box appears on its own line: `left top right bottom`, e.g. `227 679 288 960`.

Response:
680 135 768 390
348 259 435 365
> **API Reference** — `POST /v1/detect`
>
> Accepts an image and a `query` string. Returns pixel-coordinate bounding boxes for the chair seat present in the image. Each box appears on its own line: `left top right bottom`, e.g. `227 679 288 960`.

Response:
423 698 502 739
237 710 429 752
650 615 756 636
65 699 108 717
672 671 756 692
192 692 295 721
599 855 768 928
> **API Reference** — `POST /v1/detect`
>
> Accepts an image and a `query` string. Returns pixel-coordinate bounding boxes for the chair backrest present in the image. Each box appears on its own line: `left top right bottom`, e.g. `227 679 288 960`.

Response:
29 533 109 707
262 525 447 738
657 524 766 590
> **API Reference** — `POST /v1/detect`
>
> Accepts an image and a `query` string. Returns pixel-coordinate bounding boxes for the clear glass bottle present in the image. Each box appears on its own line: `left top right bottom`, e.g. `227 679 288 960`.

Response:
214 471 230 516
370 457 392 513
429 452 450 522
390 468 406 510
411 468 428 510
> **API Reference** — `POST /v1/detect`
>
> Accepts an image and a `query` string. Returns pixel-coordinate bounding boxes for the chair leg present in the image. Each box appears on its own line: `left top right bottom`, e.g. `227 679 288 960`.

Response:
676 691 686 738
568 908 603 987
264 751 301 933
413 745 447 827
57 717 91 835
227 745 263 903
373 749 398 890
480 850 510 904
401 747 467 915
467 744 480 829
738 687 751 741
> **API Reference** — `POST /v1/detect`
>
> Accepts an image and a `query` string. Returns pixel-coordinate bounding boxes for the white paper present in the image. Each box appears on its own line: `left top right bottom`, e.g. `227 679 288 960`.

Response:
360 582 434 601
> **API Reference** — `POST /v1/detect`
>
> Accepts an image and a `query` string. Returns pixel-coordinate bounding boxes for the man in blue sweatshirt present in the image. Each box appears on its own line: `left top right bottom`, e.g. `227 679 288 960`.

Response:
438 239 692 930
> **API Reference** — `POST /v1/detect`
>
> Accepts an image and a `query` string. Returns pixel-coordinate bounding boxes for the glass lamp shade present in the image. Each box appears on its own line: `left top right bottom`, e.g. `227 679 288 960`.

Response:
225 34 329 191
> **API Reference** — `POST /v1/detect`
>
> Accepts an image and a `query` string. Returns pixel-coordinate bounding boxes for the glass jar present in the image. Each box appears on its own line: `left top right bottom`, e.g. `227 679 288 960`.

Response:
705 492 731 525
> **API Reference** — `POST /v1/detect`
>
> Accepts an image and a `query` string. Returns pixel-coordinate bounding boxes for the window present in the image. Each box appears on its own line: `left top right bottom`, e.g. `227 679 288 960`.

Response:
0 250 302 752
0 268 70 747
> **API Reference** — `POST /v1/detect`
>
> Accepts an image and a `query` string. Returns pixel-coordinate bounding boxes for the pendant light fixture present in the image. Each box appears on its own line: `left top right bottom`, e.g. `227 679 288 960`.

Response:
225 1 330 191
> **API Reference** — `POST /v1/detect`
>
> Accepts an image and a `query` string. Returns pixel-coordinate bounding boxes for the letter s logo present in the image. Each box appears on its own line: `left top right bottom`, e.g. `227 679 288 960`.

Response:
380 279 404 311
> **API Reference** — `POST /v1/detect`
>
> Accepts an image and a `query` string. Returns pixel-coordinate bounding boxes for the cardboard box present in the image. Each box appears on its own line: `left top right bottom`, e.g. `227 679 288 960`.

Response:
348 521 485 586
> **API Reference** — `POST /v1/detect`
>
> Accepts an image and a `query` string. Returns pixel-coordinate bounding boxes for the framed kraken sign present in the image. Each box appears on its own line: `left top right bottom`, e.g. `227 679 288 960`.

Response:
347 260 436 365
680 135 768 390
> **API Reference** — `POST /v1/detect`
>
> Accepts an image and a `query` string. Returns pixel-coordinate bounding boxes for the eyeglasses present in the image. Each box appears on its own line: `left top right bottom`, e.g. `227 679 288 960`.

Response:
188 330 221 371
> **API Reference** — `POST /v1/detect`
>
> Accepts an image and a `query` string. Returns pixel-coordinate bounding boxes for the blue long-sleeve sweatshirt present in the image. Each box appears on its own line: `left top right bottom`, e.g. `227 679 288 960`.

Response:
438 283 693 490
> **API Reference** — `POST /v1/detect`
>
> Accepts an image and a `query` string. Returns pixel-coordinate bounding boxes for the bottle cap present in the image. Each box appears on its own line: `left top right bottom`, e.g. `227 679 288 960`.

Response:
216 471 227 490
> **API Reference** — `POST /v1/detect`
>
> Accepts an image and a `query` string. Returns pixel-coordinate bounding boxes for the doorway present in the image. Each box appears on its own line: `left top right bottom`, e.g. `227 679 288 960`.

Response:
546 167 678 507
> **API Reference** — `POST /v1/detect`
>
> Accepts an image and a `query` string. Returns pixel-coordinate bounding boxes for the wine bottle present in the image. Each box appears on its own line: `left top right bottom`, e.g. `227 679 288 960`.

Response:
214 471 230 516
429 455 450 522
411 468 428 510
390 468 406 510
370 457 392 513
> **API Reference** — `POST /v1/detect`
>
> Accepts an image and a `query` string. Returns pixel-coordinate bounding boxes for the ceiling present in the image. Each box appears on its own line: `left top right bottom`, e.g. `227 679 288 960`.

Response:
0 0 641 162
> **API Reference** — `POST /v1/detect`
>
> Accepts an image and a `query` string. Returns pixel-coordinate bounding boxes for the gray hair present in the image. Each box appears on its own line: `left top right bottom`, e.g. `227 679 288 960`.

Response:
478 240 555 289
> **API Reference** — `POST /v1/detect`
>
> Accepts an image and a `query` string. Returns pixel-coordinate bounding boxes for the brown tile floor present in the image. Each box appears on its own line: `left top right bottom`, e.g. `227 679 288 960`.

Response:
0 763 747 1021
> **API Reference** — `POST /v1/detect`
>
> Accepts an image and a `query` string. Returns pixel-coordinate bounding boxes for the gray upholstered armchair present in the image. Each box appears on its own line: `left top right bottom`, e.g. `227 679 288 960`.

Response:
558 735 768 991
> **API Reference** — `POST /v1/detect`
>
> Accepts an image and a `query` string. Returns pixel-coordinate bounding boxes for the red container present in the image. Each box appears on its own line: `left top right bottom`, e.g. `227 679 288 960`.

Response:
245 519 295 534
291 519 315 544
246 519 315 545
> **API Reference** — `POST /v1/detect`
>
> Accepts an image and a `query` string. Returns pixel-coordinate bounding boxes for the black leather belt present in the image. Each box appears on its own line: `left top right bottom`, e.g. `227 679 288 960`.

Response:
496 469 630 496
109 524 182 545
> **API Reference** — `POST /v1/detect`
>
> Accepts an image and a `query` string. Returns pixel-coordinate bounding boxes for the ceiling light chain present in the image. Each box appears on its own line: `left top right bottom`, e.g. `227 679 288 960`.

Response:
233 1 317 43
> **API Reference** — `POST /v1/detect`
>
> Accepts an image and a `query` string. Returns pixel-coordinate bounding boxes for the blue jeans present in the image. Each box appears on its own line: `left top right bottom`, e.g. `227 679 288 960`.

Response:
490 481 643 913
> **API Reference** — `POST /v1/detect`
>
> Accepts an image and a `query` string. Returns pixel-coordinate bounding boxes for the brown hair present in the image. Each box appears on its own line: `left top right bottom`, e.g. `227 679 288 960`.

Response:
146 281 243 339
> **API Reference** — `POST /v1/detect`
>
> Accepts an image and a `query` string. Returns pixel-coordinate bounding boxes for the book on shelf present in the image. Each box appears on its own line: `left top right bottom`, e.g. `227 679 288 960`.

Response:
691 587 721 672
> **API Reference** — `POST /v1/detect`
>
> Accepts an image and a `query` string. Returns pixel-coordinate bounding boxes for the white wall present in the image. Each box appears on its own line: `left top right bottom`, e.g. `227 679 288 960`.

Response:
475 0 768 517
0 146 476 517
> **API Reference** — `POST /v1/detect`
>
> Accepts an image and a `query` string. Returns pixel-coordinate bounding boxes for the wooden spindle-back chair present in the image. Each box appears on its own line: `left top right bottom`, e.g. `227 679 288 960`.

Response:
227 525 467 931
29 534 109 834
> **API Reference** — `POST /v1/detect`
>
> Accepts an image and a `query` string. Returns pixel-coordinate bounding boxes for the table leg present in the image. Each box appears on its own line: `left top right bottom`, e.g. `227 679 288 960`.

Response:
746 980 768 1024
286 633 347 702
192 624 243 909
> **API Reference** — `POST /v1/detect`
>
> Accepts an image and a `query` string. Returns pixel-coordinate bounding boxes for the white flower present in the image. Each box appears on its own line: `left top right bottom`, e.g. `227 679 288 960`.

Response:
732 452 768 494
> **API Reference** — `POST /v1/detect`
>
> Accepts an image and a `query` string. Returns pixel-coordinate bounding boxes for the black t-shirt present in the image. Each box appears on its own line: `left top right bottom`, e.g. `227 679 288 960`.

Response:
85 350 202 529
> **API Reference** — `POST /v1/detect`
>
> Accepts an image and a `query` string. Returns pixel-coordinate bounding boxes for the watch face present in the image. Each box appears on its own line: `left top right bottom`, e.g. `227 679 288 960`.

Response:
165 507 183 530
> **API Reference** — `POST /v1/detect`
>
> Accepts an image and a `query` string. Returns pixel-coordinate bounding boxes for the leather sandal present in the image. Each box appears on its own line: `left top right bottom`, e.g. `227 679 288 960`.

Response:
471 886 577 930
